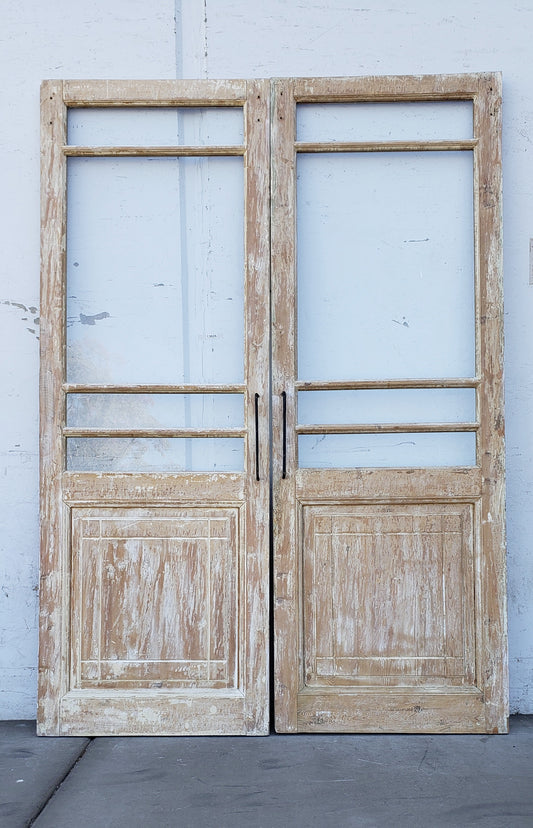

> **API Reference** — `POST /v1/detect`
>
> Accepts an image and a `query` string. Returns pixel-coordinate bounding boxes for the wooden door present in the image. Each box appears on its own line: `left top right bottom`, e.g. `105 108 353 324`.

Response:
39 80 270 735
272 74 507 733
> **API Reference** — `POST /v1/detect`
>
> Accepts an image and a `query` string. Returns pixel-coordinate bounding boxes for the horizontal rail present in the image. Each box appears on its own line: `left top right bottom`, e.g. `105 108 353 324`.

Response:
62 79 248 105
295 140 477 153
63 384 246 395
63 145 245 157
296 422 479 435
295 378 480 391
63 427 245 439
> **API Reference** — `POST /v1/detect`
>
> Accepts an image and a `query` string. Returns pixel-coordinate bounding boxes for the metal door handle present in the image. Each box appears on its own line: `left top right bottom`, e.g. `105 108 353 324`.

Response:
255 393 260 481
281 391 287 479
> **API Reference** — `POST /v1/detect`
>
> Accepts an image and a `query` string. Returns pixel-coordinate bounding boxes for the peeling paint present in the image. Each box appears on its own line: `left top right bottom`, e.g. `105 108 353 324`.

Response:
79 311 111 326
2 300 40 338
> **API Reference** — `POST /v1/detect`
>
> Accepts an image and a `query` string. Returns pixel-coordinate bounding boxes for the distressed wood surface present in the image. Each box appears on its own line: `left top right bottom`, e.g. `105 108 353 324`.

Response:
272 73 507 734
295 422 478 435
63 145 244 157
271 78 299 732
474 73 508 733
295 378 480 390
39 80 270 736
63 79 248 106
62 472 246 504
241 78 271 733
38 81 67 735
63 384 246 394
295 140 477 153
63 427 246 438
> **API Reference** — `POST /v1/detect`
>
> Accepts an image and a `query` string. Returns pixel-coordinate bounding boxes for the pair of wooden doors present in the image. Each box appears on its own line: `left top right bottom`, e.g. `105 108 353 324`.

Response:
39 74 507 735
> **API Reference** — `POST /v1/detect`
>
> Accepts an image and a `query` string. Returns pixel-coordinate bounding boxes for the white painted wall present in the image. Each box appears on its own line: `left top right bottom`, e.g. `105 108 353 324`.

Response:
1 0 532 717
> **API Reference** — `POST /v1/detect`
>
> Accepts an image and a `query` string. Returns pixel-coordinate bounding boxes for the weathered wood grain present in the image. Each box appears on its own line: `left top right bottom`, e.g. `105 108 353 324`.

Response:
38 80 67 736
39 80 270 736
272 73 507 734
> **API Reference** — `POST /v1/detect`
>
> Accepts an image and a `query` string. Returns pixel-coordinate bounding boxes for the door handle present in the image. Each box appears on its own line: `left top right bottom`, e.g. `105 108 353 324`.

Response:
281 391 287 479
255 393 260 481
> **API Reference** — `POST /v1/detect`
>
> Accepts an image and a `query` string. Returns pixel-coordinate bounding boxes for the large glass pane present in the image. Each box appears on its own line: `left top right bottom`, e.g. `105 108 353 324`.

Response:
66 438 244 472
68 107 244 146
67 394 244 429
298 389 476 425
297 101 473 143
67 156 244 385
298 432 476 468
297 151 474 380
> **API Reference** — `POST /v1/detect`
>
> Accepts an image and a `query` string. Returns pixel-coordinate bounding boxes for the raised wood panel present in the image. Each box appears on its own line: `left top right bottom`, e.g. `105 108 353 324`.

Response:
71 508 239 690
302 504 476 689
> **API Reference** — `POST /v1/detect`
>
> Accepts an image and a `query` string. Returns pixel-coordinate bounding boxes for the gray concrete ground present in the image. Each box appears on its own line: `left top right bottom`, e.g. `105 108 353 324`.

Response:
1 717 532 828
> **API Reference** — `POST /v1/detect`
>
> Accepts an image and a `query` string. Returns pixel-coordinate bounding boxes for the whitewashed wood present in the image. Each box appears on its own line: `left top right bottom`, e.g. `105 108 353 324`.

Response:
63 79 248 105
295 379 479 390
38 81 67 735
63 384 246 394
295 423 478 434
271 78 300 732
295 140 477 153
39 79 270 736
63 427 245 438
272 73 507 734
474 73 508 733
63 145 244 157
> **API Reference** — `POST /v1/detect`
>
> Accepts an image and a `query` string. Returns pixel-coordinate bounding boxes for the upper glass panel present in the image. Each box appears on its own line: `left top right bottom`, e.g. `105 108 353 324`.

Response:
297 151 475 381
67 156 244 385
296 101 473 143
67 107 244 146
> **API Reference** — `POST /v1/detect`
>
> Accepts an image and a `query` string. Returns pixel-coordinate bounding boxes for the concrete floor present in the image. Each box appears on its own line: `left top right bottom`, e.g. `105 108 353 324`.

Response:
1 718 532 828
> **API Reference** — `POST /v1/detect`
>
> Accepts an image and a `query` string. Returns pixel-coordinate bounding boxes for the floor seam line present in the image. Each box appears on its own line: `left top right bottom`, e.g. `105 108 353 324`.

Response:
26 737 94 827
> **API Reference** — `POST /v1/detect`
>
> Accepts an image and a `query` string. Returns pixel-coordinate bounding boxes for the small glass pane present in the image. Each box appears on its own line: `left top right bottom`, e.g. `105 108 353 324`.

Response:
67 438 244 472
298 433 476 469
297 101 473 143
297 151 475 381
68 107 244 146
67 156 244 385
67 394 244 429
298 389 476 425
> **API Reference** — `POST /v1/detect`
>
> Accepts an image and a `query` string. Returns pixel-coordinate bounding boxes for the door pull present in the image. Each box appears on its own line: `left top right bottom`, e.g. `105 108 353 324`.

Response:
255 393 260 481
281 391 287 479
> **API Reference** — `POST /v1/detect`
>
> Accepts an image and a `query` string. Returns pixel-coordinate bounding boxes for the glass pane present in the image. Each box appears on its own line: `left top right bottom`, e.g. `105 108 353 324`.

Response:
297 101 473 142
67 438 244 472
67 156 244 384
68 107 244 146
298 389 476 425
67 394 243 429
298 433 476 468
297 151 474 380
